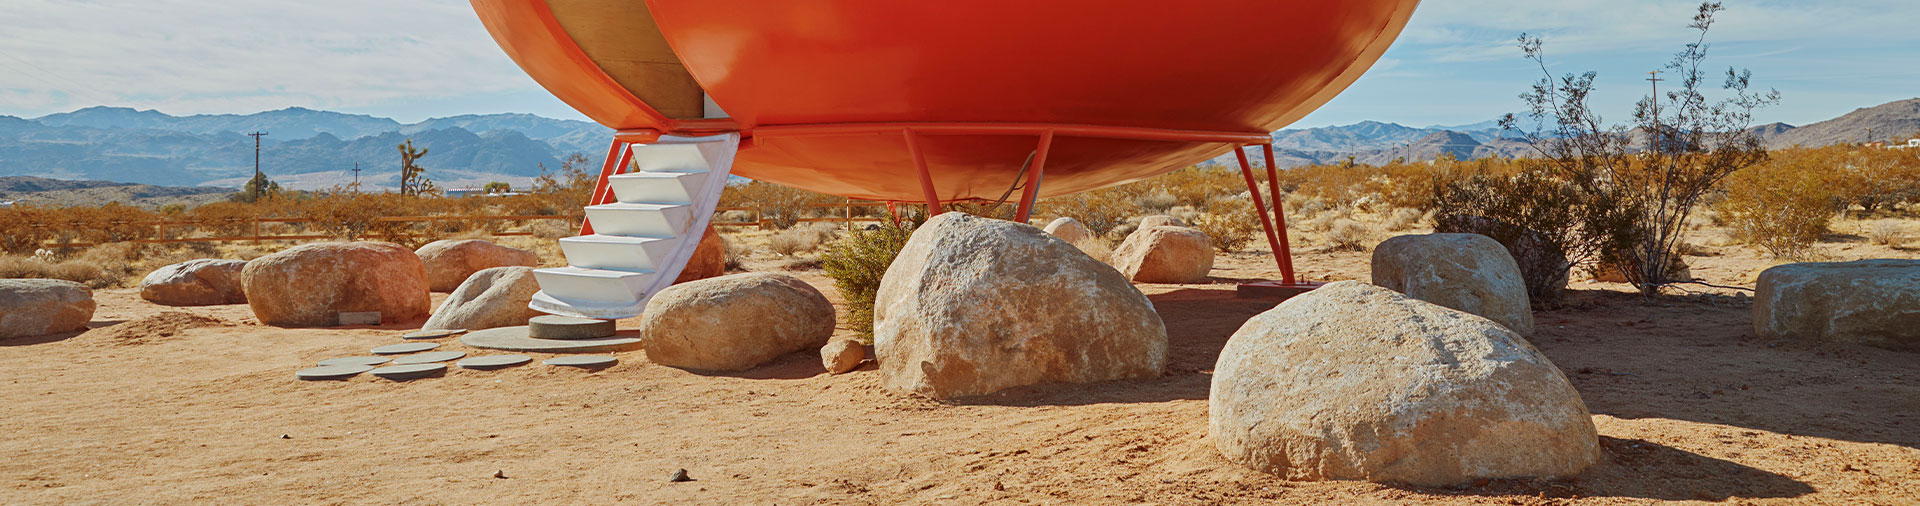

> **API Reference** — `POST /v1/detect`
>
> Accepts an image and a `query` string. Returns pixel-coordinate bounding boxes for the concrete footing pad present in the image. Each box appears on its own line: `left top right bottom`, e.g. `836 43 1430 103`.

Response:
461 326 641 353
403 329 464 340
528 315 616 340
318 356 391 367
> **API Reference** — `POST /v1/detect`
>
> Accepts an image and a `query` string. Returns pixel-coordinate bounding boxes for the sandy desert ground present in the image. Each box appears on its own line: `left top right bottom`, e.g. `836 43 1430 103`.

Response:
2 227 1918 505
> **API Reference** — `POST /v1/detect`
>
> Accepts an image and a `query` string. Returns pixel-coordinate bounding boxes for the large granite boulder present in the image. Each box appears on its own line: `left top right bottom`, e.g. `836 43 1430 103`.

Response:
242 242 431 327
1211 281 1598 487
1110 226 1214 283
641 273 836 371
1042 217 1091 244
422 266 543 331
877 213 1166 399
415 239 538 292
139 259 248 306
1372 233 1534 336
1435 214 1570 304
1755 259 1920 351
0 279 95 339
673 224 727 284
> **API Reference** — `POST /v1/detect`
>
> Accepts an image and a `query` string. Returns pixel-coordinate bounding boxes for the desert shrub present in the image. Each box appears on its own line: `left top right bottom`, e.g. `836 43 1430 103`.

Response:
1039 186 1136 237
1132 190 1179 214
0 256 107 287
1192 196 1263 252
723 236 749 271
722 181 838 229
1868 220 1905 247
1716 148 1839 257
1071 237 1114 263
768 226 836 256
187 201 258 238
1325 219 1372 251
1829 146 1920 215
1383 207 1424 231
1431 168 1642 302
0 206 56 254
822 224 914 343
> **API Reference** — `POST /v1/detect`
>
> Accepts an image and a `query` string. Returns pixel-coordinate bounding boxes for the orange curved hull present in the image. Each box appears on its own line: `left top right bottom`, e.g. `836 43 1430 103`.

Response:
471 0 1419 201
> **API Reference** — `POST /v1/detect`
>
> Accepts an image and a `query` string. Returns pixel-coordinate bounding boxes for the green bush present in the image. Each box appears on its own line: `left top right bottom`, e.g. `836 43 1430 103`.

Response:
821 224 913 343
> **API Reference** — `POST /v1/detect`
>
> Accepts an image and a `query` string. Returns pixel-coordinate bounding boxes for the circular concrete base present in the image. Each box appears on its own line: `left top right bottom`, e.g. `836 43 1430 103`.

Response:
318 356 391 367
393 351 466 365
457 355 532 370
528 315 616 340
461 326 642 353
297 364 374 380
545 355 617 368
371 363 446 380
372 342 440 355
403 329 464 340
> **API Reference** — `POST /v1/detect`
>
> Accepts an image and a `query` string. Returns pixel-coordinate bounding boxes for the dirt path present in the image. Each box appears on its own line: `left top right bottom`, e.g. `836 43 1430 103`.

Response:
2 256 1917 505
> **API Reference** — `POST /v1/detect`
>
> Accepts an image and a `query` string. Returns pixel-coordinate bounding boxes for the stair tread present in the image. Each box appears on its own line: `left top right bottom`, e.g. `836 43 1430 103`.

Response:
559 234 676 245
585 202 686 210
608 172 706 179
535 266 656 278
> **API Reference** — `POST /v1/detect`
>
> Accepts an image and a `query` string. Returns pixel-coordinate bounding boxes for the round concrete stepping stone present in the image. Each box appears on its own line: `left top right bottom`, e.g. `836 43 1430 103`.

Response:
371 342 440 355
461 326 642 353
528 315 616 340
371 363 446 380
457 355 532 370
403 329 464 340
544 355 617 368
391 351 466 365
318 356 391 367
296 364 374 380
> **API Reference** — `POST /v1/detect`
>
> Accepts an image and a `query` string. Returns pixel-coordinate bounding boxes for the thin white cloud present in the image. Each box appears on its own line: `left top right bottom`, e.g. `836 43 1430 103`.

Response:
0 0 528 117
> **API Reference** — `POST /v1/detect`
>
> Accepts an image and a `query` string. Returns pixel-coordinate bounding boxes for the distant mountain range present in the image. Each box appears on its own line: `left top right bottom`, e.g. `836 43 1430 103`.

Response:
3 98 1917 192
0 106 611 190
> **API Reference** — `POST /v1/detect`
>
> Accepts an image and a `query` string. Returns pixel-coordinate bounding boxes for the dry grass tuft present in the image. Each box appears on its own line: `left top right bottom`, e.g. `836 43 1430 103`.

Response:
1326 219 1373 251
1868 220 1905 246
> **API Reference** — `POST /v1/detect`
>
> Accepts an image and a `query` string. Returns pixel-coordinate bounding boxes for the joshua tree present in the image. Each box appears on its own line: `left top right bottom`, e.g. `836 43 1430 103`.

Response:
397 139 438 197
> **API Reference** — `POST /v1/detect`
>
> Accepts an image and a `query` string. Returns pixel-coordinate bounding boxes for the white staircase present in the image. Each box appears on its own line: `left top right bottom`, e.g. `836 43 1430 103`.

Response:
530 133 739 319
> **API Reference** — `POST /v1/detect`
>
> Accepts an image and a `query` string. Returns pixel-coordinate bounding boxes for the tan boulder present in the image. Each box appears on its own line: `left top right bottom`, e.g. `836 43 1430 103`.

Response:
242 242 431 327
1755 259 1920 351
422 266 543 331
139 259 248 306
673 224 727 284
1210 281 1599 487
821 339 867 374
416 239 538 292
0 279 95 339
1110 226 1214 283
641 273 836 371
877 213 1166 399
1372 233 1534 336
1042 217 1091 244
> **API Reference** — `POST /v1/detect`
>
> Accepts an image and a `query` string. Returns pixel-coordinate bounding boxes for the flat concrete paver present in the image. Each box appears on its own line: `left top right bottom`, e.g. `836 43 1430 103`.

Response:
544 355 617 368
370 363 446 380
296 364 375 380
456 355 532 370
371 342 440 355
318 356 391 367
392 351 466 365
461 326 641 353
403 329 464 340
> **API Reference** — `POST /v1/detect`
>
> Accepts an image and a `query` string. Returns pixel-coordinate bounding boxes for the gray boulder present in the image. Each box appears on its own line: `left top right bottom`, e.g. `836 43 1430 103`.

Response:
1372 233 1534 336
0 279 95 339
422 266 544 331
1211 281 1598 486
140 259 248 306
641 273 836 371
1755 259 1920 351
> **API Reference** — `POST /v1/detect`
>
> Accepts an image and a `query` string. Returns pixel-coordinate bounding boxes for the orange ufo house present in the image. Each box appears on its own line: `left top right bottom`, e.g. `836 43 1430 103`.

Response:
469 0 1419 317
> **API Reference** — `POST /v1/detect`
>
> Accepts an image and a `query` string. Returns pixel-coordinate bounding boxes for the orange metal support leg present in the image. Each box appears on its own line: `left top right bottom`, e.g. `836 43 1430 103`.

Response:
1235 147 1285 271
903 129 944 215
1262 144 1297 284
1013 131 1055 224
579 139 632 236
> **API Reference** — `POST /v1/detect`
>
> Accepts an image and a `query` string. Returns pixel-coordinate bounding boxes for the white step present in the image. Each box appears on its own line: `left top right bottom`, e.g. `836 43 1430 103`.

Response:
582 202 691 238
531 266 656 307
628 141 729 173
608 171 709 205
558 234 680 272
531 132 740 320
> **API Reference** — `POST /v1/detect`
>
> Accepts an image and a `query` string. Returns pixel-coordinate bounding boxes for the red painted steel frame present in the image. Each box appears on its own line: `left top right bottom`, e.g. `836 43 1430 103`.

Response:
1262 144 1297 284
1013 131 1055 224
578 139 632 235
1235 148 1287 275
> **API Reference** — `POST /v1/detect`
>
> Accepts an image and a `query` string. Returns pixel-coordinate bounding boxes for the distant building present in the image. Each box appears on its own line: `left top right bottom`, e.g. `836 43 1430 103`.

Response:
445 188 484 198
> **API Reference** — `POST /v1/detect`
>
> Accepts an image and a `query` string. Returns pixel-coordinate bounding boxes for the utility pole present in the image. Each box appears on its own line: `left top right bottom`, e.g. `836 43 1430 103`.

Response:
247 131 269 200
352 162 361 187
1646 70 1664 153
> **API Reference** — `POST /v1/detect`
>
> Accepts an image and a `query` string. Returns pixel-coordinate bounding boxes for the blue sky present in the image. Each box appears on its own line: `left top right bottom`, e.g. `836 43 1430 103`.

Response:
2 1 1916 129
